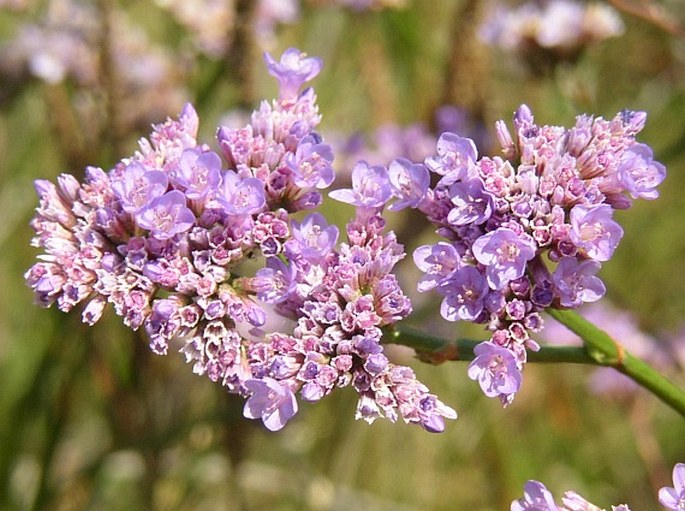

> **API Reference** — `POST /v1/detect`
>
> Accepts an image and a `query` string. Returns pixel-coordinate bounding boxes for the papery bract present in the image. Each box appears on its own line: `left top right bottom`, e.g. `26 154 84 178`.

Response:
112 162 168 214
619 143 666 200
172 148 222 201
511 480 560 511
136 190 195 239
659 463 685 511
329 161 392 209
243 378 299 431
467 342 522 399
387 157 430 211
264 47 322 101
472 228 537 291
569 204 623 262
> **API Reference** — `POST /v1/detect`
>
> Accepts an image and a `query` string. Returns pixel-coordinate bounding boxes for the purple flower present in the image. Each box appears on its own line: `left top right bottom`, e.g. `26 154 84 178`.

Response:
441 266 489 321
425 132 477 181
447 178 495 226
413 242 460 292
264 47 322 101
569 204 623 262
287 135 335 189
561 491 629 511
472 228 537 290
172 148 222 200
467 342 522 399
387 157 430 211
552 257 606 307
285 212 339 262
659 462 685 511
243 378 298 431
253 257 297 303
511 480 560 511
214 170 266 216
112 162 168 213
329 161 391 209
136 190 195 239
619 143 666 200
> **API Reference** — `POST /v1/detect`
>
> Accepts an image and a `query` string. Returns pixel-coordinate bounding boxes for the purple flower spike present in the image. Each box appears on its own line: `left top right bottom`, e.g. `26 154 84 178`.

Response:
173 148 222 200
413 242 460 292
472 228 537 290
264 48 323 101
569 204 623 262
387 157 430 211
511 480 560 511
552 257 606 307
619 143 666 200
467 342 522 399
215 170 266 216
329 161 391 209
112 162 168 213
286 212 339 262
287 135 335 189
243 378 298 431
447 178 495 226
441 266 489 321
659 462 685 511
136 190 195 239
425 132 477 180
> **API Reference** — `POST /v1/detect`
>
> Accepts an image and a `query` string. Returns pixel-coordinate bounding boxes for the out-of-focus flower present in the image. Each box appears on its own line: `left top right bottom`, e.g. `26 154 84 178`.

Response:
307 0 407 11
155 0 299 56
327 105 490 186
0 0 188 127
480 0 624 72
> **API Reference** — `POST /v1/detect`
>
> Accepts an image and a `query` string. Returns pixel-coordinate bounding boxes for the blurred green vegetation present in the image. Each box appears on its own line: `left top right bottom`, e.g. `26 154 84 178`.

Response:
1 1 685 510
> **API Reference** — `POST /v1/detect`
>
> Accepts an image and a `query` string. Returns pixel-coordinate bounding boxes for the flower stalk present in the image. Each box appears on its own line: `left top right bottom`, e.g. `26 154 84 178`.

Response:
547 308 685 418
389 309 685 418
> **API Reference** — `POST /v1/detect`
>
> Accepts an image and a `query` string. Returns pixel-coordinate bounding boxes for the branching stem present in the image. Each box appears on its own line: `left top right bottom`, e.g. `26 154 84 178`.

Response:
387 309 685 418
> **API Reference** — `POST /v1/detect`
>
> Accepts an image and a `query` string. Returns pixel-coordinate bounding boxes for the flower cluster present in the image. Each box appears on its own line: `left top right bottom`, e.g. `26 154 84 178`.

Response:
512 462 685 511
26 47 455 432
391 104 664 405
480 0 624 72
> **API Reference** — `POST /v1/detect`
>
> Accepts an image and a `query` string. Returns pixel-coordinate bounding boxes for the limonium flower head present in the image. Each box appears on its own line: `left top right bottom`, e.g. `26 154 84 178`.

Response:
404 104 665 404
26 47 456 433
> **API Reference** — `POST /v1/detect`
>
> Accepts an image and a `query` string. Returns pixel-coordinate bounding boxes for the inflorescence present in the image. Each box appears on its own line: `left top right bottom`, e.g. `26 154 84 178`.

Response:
25 47 455 433
26 47 666 431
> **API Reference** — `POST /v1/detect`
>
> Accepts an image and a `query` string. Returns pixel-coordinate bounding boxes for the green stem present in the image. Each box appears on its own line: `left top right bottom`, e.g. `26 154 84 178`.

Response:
547 308 685 418
387 310 685 418
386 325 599 365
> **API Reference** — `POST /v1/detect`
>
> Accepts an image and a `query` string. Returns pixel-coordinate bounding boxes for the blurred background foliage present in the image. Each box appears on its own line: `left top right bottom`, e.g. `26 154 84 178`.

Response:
1 0 685 509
